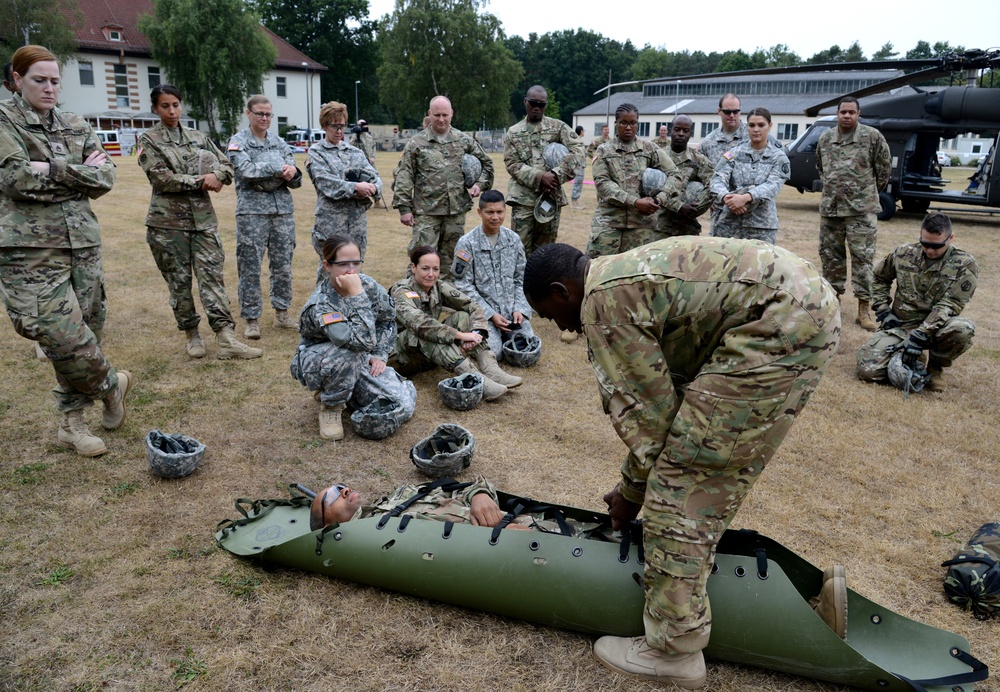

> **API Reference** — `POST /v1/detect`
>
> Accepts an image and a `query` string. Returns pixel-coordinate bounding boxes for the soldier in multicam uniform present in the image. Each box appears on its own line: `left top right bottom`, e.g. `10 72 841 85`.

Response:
856 212 977 393
451 190 535 361
351 119 377 166
816 96 892 332
651 124 670 149
291 236 415 441
503 85 585 255
570 125 587 210
708 108 790 244
307 101 381 277
588 103 678 258
0 45 131 457
310 475 604 536
139 84 262 361
227 95 302 341
392 95 493 279
650 115 714 240
389 246 522 401
524 238 840 689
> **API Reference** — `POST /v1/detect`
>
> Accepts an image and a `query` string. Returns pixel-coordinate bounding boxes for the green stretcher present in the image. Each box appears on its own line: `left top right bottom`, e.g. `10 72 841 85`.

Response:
216 485 987 691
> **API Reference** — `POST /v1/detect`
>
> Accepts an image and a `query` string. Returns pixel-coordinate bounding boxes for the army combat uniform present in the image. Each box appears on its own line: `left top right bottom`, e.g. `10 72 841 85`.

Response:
588 137 678 258
452 223 535 359
651 135 670 149
651 145 714 240
815 123 891 300
699 123 784 229
856 242 977 380
503 115 584 255
392 127 493 277
291 274 415 419
708 140 790 244
0 94 122 412
583 237 839 655
138 123 238 333
352 130 377 166
306 138 381 271
227 128 301 321
388 275 492 375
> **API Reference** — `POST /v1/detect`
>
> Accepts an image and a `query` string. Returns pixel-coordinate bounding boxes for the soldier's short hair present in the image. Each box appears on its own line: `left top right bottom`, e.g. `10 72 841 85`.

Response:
246 94 270 111
838 96 860 110
718 93 741 109
922 211 952 236
523 243 586 301
319 101 348 128
615 103 639 121
150 83 182 108
11 45 57 81
410 245 440 266
479 189 505 207
321 235 358 264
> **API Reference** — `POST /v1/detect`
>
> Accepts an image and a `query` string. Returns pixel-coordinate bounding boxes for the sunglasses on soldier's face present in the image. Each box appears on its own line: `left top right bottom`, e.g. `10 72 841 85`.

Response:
919 238 950 249
526 99 547 108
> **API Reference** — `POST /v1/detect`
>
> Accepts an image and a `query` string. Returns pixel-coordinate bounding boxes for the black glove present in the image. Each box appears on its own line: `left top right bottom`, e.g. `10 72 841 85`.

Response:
876 310 902 331
886 329 930 365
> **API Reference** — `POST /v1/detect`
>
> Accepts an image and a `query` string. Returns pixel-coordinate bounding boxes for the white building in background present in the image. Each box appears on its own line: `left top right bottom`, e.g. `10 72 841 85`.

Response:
58 0 324 137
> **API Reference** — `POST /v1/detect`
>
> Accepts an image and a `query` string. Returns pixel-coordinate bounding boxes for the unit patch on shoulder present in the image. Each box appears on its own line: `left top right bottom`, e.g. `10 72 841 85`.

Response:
321 312 345 325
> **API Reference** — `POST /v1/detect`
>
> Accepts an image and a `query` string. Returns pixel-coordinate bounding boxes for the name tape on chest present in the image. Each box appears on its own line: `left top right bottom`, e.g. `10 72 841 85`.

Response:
321 312 345 325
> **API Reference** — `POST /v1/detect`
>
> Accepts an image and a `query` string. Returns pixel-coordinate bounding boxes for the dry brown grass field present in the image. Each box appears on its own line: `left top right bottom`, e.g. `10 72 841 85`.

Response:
1 153 998 691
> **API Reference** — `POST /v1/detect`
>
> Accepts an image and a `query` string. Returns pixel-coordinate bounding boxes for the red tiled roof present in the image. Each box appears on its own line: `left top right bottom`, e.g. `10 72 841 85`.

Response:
71 0 326 70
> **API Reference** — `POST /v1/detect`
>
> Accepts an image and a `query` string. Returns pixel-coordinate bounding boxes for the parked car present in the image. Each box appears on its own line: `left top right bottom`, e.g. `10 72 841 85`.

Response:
936 152 952 166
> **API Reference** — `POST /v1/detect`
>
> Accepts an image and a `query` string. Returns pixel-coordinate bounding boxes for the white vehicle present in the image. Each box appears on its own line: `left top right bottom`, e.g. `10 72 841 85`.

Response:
283 128 324 151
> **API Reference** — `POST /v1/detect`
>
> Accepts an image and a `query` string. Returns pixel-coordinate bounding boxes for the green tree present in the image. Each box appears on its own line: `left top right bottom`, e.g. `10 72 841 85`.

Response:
871 42 898 60
250 0 386 123
715 49 755 73
758 44 801 68
807 41 866 65
139 0 276 136
906 41 933 60
0 0 80 66
377 0 522 130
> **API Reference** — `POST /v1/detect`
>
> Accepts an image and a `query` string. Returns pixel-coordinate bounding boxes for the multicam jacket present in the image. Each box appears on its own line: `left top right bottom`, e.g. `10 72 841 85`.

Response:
392 127 493 217
503 115 584 207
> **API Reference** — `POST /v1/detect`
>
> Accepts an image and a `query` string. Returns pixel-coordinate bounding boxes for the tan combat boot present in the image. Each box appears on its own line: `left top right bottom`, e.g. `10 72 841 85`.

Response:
455 359 506 401
926 364 946 392
216 326 263 360
318 403 345 440
810 565 848 638
856 300 877 332
592 636 706 689
273 310 298 330
57 409 107 457
475 350 522 388
34 341 48 361
560 329 579 343
185 328 206 358
101 370 132 430
244 319 261 340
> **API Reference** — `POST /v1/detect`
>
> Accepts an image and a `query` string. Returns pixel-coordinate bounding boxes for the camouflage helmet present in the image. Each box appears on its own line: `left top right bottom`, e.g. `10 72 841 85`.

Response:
542 142 571 171
461 154 482 189
438 372 484 411
887 352 931 393
146 430 205 479
684 181 706 203
641 167 668 198
350 397 407 440
533 192 558 224
410 423 476 479
502 332 542 368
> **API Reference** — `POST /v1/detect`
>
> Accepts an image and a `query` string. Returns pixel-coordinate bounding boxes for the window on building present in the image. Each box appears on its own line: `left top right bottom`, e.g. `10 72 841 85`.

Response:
276 76 286 98
113 63 129 108
278 116 288 129
103 27 123 41
701 122 719 138
593 123 605 136
637 122 650 138
148 66 160 90
654 122 671 136
79 62 94 87
776 123 799 141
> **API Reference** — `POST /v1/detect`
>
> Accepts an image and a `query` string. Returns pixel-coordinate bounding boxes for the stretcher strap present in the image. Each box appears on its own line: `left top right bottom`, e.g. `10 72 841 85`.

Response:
894 646 989 689
376 478 473 529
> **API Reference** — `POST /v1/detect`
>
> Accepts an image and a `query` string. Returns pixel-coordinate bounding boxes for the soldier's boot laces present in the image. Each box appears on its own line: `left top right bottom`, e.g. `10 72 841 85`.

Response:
809 564 848 638
318 403 345 440
273 310 298 330
592 636 706 689
455 359 506 401
856 300 877 332
244 319 261 340
475 350 522 388
101 370 132 431
216 326 263 360
185 328 206 358
57 409 107 457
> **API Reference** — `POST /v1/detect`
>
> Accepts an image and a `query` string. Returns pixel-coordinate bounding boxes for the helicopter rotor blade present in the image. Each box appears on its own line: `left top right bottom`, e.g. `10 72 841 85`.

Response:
804 66 958 116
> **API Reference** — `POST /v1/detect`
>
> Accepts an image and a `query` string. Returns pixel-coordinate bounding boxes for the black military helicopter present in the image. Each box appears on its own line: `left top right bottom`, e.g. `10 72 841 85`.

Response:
782 50 1000 219
598 49 1000 219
